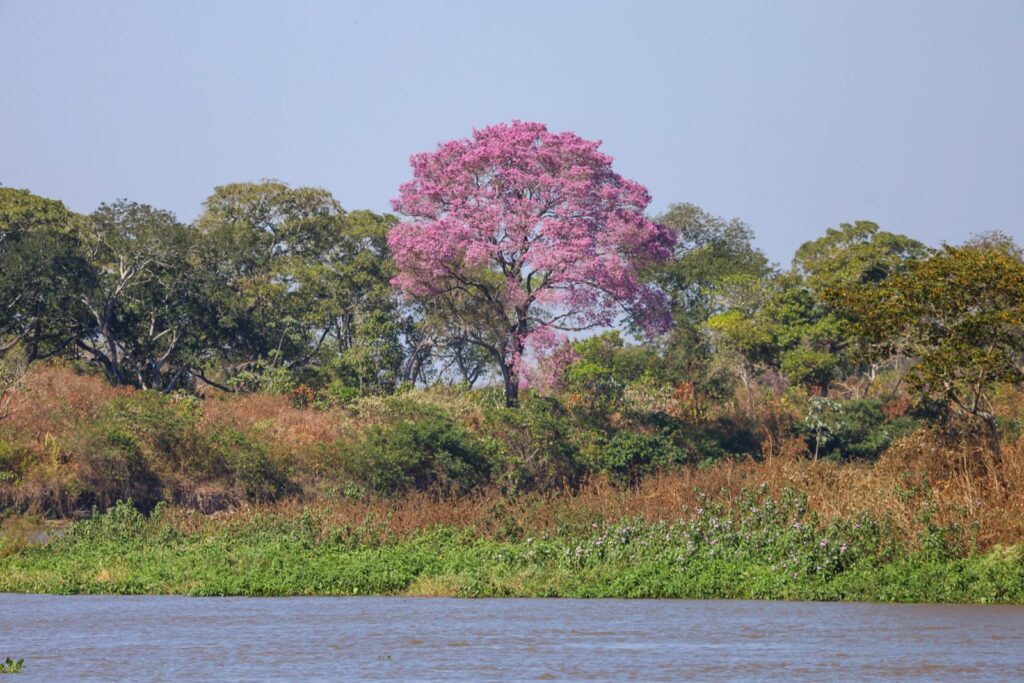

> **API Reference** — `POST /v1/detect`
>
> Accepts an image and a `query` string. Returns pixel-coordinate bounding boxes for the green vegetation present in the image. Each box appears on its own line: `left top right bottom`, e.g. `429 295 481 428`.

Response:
0 658 23 675
2 175 1023 604
2 496 1021 602
3 184 1022 432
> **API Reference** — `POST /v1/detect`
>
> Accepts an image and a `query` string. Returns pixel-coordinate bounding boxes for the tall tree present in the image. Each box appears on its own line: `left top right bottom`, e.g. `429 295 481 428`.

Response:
389 121 675 407
653 203 772 399
793 220 929 295
76 200 202 390
195 181 405 393
837 242 1024 446
0 188 90 361
195 180 346 383
792 221 930 394
295 209 405 394
655 202 770 323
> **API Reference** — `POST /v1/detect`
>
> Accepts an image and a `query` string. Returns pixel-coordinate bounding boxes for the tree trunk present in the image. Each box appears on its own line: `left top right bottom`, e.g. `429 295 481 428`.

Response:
504 374 519 408
101 301 123 386
981 412 1002 458
499 359 519 408
501 319 530 408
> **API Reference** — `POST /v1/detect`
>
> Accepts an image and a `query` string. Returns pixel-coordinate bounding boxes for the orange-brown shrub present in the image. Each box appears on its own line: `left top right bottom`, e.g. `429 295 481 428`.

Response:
1 365 1022 552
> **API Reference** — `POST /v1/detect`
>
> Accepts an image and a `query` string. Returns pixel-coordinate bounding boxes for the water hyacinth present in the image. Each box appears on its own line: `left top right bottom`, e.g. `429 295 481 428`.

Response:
560 486 890 582
1 490 1013 602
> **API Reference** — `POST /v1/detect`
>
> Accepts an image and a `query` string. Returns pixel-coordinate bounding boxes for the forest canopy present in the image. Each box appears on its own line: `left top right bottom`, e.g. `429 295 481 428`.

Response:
2 125 1022 500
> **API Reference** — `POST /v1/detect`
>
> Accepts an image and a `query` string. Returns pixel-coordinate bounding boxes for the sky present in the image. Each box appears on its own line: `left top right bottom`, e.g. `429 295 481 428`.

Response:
1 0 1021 265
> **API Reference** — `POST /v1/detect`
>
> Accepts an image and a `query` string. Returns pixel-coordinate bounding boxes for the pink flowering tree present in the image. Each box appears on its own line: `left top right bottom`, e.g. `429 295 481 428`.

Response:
389 121 675 407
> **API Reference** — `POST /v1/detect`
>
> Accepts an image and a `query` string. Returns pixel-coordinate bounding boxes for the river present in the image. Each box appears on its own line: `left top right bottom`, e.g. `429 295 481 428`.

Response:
2 595 1023 680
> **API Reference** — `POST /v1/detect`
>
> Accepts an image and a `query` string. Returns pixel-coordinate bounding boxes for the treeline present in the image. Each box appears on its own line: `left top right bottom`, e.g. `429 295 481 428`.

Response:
1 182 411 395
2 181 1023 483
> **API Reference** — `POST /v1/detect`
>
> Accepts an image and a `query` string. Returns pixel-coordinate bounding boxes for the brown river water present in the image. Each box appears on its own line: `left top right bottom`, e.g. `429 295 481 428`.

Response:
1 595 1023 681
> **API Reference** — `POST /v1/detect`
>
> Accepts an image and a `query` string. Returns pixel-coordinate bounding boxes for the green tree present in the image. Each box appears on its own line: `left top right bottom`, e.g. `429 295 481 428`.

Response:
76 200 204 390
793 220 930 295
838 242 1024 446
195 181 405 394
654 203 772 402
774 222 926 393
195 180 346 383
655 203 770 323
0 188 90 361
705 272 842 394
707 221 929 395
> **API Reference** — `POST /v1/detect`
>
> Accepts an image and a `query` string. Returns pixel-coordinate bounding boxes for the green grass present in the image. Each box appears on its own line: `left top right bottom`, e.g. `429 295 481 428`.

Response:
2 492 1022 602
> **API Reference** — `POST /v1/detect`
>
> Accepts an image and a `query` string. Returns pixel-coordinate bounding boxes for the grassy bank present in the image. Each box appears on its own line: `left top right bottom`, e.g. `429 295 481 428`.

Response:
2 366 1023 602
2 491 1022 602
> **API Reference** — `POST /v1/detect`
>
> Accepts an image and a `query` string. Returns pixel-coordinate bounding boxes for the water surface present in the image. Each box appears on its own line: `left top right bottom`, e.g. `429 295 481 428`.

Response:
2 595 1023 681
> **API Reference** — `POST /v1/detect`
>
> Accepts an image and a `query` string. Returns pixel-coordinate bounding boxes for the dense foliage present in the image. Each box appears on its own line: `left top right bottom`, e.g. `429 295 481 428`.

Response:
1 122 1022 526
389 122 675 406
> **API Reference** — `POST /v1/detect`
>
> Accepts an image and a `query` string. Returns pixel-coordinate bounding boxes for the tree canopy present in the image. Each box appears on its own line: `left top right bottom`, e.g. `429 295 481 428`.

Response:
0 126 1021 466
836 243 1024 443
388 121 675 406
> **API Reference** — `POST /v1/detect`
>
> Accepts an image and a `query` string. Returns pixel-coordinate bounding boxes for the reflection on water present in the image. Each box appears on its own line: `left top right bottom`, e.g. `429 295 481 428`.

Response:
1 595 1023 681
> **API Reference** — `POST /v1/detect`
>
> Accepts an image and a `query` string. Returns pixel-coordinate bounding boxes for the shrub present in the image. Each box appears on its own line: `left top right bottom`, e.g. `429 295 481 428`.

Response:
98 392 202 469
227 358 296 395
341 409 491 496
314 381 360 409
793 398 919 460
583 430 682 486
202 427 294 503
349 387 486 429
67 392 205 511
700 417 760 459
481 395 580 493
564 362 624 420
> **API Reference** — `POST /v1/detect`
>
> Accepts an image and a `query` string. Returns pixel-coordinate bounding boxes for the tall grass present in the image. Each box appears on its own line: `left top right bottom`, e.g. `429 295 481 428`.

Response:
1 366 1022 554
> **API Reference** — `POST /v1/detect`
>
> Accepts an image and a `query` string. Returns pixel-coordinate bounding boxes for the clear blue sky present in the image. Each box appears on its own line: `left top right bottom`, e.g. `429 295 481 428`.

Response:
1 0 1021 264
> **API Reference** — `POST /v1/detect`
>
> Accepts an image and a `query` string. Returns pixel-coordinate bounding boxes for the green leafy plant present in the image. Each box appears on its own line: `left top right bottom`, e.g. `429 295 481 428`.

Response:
582 431 680 485
342 410 491 496
0 657 23 674
802 396 844 460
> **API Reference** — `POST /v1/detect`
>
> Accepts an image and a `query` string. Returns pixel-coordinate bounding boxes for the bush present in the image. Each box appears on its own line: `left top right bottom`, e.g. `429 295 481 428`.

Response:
700 417 760 459
583 430 682 486
314 381 360 409
75 392 204 511
564 362 624 420
202 427 294 503
481 395 580 493
342 409 491 496
793 398 919 460
98 392 202 469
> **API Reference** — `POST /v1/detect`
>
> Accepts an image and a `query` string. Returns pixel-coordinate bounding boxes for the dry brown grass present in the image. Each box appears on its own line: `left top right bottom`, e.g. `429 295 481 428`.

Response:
160 432 1024 552
6 364 131 439
200 393 351 447
3 366 1023 551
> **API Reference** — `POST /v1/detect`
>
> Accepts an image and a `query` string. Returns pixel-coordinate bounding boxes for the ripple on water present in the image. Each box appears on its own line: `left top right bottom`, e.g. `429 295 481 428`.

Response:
0 596 1023 681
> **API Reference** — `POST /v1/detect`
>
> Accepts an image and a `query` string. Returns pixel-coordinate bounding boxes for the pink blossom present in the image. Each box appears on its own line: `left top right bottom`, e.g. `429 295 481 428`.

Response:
389 121 674 406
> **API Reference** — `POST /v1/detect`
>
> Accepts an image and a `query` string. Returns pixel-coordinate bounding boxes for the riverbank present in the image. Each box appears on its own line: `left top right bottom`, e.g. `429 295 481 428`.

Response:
3 492 1022 602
